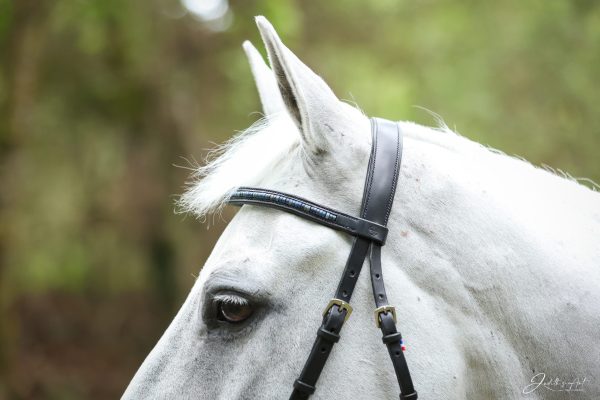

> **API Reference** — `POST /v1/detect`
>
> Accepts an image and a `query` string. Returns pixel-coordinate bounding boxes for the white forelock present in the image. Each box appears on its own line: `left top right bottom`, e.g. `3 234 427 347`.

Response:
177 113 301 218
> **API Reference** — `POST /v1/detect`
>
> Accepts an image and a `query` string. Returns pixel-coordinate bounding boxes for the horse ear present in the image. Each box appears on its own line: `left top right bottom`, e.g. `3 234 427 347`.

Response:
242 40 286 117
255 16 346 155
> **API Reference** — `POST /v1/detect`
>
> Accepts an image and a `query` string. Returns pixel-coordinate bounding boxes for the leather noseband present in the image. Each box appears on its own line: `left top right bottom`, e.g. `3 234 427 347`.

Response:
227 117 417 399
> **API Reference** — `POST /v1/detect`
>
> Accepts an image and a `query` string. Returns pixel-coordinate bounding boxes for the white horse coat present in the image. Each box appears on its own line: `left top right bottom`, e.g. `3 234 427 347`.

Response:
123 17 600 399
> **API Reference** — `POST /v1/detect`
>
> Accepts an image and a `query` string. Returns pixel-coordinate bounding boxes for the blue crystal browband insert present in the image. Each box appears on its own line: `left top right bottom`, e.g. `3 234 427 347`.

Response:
227 187 388 244
230 189 338 222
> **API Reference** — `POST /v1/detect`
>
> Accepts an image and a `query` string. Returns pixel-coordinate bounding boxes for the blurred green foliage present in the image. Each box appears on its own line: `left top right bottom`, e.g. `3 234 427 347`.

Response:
0 0 598 398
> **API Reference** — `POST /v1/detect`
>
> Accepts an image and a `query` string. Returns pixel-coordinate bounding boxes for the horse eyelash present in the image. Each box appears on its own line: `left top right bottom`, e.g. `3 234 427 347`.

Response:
212 293 250 306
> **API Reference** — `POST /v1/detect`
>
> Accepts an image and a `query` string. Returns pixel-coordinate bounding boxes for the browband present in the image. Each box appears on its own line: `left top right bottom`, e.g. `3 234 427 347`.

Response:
226 118 417 399
229 188 388 244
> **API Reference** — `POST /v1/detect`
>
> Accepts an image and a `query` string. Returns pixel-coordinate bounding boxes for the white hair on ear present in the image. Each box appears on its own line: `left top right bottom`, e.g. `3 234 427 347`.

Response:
178 114 301 218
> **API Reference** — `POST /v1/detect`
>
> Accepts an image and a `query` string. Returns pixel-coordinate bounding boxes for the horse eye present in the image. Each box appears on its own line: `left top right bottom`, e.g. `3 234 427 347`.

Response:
216 300 254 323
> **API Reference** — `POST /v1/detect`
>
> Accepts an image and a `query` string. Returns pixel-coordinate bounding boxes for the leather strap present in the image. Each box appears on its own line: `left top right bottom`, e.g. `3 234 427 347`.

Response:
371 244 417 399
367 119 416 398
361 117 401 225
226 118 417 399
228 188 388 244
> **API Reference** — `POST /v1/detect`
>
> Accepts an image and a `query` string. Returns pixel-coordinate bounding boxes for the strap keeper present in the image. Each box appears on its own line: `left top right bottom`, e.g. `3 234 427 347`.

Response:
317 327 340 343
382 332 402 344
293 379 316 395
400 391 418 399
355 218 388 244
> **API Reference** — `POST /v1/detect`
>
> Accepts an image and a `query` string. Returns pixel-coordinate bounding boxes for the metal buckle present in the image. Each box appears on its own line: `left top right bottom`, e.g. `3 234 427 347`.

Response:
374 305 397 328
322 298 353 322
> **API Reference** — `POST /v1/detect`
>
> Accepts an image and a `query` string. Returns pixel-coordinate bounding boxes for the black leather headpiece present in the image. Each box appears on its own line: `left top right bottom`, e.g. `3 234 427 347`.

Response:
227 117 417 400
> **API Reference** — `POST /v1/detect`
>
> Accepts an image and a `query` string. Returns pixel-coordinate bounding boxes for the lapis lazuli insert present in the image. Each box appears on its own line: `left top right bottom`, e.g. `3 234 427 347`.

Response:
230 190 337 222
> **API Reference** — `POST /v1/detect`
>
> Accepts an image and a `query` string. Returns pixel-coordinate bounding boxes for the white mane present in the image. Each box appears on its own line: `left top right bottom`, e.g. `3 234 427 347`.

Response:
401 120 599 192
179 112 599 219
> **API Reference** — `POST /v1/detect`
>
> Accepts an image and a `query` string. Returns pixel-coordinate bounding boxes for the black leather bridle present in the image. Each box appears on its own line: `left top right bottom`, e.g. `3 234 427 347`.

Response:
227 118 418 399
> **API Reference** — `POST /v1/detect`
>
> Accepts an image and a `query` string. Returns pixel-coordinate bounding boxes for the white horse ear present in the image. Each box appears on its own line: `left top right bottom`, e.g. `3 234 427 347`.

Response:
242 40 286 117
255 16 346 155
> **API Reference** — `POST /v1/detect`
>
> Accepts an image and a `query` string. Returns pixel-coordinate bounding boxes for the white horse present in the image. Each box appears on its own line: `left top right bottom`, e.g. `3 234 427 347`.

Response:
123 17 600 399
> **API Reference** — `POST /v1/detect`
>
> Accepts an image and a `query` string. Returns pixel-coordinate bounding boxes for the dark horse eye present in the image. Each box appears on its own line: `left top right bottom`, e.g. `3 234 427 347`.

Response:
216 300 253 323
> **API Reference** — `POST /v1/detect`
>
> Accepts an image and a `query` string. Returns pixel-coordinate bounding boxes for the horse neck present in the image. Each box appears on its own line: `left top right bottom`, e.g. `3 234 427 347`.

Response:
381 124 600 309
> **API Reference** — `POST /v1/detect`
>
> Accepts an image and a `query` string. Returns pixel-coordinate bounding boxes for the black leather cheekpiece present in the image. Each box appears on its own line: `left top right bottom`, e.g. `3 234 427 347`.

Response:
226 118 417 400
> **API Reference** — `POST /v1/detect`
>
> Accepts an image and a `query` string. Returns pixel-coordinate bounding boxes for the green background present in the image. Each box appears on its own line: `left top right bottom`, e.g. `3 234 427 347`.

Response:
1 0 598 398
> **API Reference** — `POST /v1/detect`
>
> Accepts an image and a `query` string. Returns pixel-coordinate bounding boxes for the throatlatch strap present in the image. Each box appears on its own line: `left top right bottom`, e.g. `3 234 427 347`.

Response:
226 118 417 400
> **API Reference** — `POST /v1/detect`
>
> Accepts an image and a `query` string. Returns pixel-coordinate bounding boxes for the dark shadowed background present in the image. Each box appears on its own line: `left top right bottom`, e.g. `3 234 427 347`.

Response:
0 0 598 398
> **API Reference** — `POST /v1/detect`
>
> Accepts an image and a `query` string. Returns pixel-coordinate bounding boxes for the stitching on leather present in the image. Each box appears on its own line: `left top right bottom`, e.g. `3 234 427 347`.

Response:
384 123 401 223
362 119 378 218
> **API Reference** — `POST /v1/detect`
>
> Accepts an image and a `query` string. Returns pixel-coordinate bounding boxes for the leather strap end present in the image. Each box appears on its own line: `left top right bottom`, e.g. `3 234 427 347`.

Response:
382 332 402 344
400 391 418 399
293 379 316 395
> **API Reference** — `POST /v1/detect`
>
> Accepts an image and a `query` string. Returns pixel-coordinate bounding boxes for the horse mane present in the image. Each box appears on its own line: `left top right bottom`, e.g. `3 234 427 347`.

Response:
178 111 599 219
402 119 599 192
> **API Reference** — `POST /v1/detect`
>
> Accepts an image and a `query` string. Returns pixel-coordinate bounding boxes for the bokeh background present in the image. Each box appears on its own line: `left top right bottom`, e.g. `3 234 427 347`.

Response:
1 0 599 398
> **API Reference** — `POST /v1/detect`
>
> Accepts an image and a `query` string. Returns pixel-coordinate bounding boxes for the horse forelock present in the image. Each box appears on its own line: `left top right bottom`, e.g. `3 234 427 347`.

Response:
177 113 301 219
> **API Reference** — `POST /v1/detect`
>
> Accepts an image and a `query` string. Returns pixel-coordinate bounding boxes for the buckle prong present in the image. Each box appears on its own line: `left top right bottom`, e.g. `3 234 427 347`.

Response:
374 305 397 328
322 299 353 322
